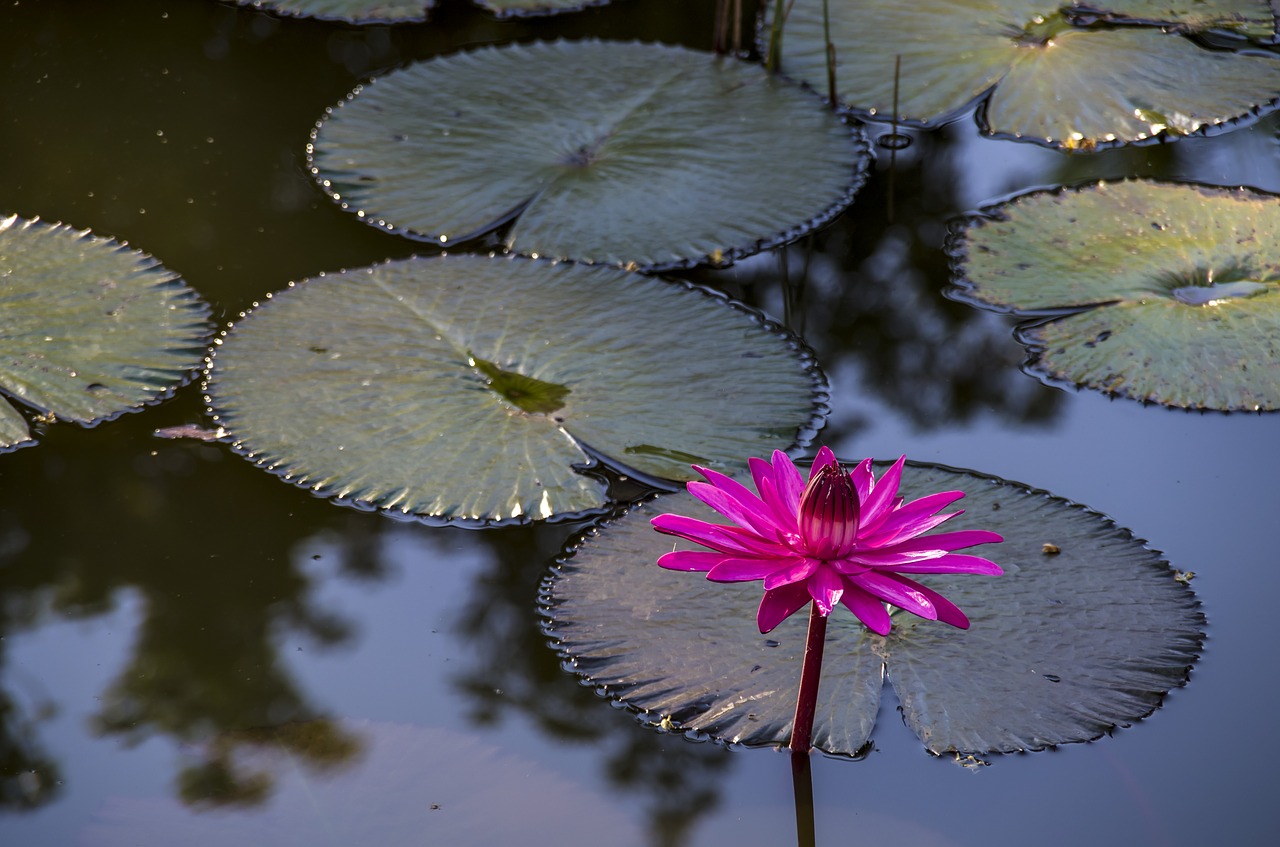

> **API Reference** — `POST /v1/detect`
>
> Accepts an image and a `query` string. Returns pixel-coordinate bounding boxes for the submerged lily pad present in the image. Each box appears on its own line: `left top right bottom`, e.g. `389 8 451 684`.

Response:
230 0 435 23
0 215 211 451
204 255 826 524
543 462 1203 756
950 180 1280 411
766 0 1280 149
231 0 604 22
308 40 867 269
475 0 614 16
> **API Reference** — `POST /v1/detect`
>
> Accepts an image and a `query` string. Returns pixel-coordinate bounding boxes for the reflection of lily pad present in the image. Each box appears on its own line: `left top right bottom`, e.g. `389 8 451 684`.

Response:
949 180 1280 411
543 462 1203 756
766 0 1280 149
308 40 867 269
0 215 211 451
205 255 827 525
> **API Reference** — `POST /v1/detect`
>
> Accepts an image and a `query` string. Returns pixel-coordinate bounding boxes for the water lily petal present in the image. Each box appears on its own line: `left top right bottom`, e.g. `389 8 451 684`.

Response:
651 514 787 557
890 552 1005 575
762 557 819 590
837 581 892 635
859 456 906 534
858 490 965 546
771 450 805 517
689 467 791 538
896 528 1004 552
707 557 793 582
748 457 791 528
656 549 731 572
909 580 971 630
808 445 838 477
849 457 874 503
848 570 938 620
846 548 952 567
757 581 813 633
807 565 845 615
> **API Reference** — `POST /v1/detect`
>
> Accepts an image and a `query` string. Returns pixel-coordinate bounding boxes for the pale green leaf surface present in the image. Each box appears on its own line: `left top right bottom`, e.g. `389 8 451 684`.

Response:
0 215 210 450
544 463 1202 756
952 180 1280 409
205 255 825 524
769 0 1280 148
309 40 866 269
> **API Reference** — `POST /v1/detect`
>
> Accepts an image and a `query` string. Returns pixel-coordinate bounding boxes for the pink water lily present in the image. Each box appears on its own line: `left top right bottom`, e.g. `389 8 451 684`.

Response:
651 447 1003 636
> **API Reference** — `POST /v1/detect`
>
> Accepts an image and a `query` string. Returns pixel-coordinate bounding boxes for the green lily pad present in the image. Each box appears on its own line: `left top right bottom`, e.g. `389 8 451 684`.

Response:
542 462 1203 756
766 0 1280 149
204 255 827 525
308 40 867 269
950 180 1280 411
0 215 211 452
230 0 435 23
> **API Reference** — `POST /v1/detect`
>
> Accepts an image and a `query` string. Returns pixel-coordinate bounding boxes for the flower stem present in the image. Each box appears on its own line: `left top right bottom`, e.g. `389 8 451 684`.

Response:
789 601 827 754
790 749 817 847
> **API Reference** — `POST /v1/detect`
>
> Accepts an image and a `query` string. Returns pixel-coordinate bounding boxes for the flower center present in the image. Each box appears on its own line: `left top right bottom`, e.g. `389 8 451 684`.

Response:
797 462 860 559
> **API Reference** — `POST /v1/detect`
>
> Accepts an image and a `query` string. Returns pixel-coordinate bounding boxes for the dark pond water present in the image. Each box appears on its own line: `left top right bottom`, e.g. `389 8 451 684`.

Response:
1 1 1278 845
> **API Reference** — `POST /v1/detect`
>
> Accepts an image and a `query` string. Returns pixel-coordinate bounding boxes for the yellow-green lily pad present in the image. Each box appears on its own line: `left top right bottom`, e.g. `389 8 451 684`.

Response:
950 180 1280 410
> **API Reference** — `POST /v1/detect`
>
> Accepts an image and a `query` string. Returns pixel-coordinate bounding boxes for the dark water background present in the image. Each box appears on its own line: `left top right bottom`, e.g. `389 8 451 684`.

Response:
0 1 1277 845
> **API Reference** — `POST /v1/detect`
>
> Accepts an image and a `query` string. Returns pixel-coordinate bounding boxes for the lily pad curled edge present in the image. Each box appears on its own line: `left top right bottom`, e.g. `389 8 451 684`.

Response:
203 254 828 526
947 179 1280 411
0 215 212 452
542 461 1204 757
308 39 868 270
765 0 1280 150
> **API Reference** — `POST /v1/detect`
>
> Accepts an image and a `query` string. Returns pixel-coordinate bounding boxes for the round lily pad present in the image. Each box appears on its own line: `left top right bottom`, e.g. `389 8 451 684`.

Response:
765 0 1280 149
204 254 827 525
308 40 867 269
542 462 1203 756
949 180 1280 411
0 215 211 451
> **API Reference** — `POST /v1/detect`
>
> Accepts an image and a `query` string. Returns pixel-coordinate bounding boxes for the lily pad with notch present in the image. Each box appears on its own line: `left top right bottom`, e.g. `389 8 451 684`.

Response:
0 215 211 452
308 39 867 269
203 254 827 525
949 179 1280 411
765 0 1280 149
542 461 1203 756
